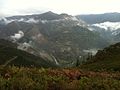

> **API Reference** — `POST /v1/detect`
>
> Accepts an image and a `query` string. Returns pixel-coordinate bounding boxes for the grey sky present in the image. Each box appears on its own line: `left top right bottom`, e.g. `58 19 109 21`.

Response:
0 0 120 17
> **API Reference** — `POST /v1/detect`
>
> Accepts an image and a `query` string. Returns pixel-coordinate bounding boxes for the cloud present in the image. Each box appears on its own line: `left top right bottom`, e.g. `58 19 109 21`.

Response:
1 0 120 16
17 8 48 15
10 31 24 41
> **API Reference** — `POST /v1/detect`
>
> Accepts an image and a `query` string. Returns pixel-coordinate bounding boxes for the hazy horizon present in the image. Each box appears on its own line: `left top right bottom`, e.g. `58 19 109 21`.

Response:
0 0 120 17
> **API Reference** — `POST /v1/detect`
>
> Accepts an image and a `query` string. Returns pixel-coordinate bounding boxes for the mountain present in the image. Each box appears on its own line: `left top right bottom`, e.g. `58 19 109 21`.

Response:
6 11 65 21
80 42 120 71
0 12 109 67
76 12 120 24
0 39 57 68
0 11 85 25
76 13 120 45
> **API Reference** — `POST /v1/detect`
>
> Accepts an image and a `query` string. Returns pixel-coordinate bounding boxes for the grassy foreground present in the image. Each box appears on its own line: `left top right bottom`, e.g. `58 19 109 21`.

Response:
0 66 120 90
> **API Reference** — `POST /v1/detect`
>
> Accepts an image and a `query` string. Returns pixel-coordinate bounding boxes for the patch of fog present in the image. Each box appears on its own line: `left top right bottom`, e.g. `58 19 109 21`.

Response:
1 17 15 24
0 17 39 24
10 31 24 42
41 20 48 24
17 18 24 22
92 21 120 31
112 30 120 35
83 49 98 55
1 17 65 24
25 18 39 23
88 27 95 31
17 42 31 51
71 17 79 21
41 19 67 23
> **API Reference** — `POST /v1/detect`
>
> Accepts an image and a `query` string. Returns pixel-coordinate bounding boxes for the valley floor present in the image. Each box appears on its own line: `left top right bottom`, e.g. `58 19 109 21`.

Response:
0 66 120 90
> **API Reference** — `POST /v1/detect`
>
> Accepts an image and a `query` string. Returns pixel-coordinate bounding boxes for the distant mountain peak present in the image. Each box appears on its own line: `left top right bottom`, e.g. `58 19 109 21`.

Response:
44 11 56 14
40 11 59 16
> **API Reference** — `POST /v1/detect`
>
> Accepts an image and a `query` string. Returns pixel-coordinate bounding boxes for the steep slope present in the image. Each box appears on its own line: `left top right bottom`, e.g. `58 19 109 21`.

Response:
0 12 109 66
6 11 63 21
22 25 107 64
0 39 57 68
80 42 120 71
76 12 120 24
17 23 108 66
77 13 120 44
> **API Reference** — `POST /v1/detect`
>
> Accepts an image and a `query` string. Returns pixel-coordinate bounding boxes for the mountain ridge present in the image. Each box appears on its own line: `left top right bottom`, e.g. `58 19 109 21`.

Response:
80 42 120 71
0 39 57 68
0 11 110 67
76 12 120 24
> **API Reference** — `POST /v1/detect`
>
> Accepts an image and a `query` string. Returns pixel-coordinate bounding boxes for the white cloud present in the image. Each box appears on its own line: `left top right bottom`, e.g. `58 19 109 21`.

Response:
10 31 24 41
93 22 120 31
0 0 120 16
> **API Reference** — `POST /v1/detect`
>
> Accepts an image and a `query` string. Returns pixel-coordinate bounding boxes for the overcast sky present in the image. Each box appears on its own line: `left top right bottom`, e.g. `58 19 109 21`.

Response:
0 0 120 17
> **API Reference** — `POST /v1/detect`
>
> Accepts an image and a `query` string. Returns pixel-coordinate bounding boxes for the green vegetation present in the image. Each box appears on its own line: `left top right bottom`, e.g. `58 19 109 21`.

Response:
80 42 120 71
0 66 120 90
0 35 120 90
0 39 57 68
1 12 120 90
